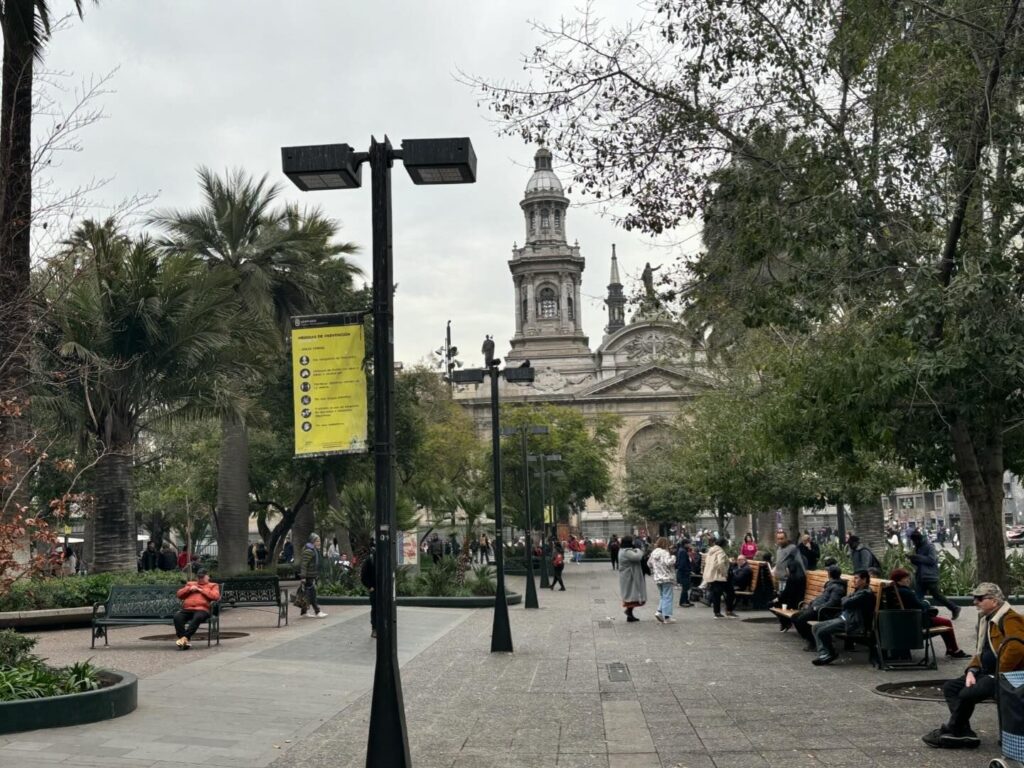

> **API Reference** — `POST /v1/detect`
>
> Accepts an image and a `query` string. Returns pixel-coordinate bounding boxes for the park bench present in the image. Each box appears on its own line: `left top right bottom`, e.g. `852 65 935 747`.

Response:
218 577 289 627
91 584 220 648
807 576 895 667
768 569 834 622
734 560 773 609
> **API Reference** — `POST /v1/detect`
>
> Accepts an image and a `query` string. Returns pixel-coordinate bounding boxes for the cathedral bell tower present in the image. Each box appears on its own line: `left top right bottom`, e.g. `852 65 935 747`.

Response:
506 148 591 367
605 244 626 335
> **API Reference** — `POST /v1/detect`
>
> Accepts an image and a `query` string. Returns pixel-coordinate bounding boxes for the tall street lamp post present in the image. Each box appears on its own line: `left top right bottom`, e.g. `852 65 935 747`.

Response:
282 136 476 768
528 452 561 588
452 350 534 651
501 424 547 609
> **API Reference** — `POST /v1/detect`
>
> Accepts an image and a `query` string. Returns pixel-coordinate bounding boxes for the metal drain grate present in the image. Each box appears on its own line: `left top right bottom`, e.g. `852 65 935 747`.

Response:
607 662 630 681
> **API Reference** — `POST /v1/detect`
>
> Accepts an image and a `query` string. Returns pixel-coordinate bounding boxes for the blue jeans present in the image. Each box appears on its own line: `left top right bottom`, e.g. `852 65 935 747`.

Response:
813 617 845 656
658 582 674 618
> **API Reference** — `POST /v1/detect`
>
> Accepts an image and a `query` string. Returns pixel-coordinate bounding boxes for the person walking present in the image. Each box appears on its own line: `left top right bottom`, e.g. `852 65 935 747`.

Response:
703 537 737 618
909 530 960 620
608 534 621 570
549 544 566 591
173 568 220 650
157 542 178 572
479 533 491 564
299 533 327 618
618 535 647 622
847 534 881 574
773 532 807 629
140 541 158 571
360 548 376 638
649 537 677 623
676 540 694 607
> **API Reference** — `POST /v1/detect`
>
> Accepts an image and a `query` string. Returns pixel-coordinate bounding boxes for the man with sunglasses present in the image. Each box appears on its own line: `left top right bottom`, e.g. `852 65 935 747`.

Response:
923 582 1024 749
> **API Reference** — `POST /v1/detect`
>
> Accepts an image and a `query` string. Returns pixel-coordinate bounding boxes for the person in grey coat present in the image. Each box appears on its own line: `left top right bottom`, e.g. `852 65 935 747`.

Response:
618 535 647 622
909 529 960 619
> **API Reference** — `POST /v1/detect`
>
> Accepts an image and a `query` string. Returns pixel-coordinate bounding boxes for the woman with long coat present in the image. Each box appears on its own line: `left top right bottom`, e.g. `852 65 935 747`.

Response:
618 535 647 622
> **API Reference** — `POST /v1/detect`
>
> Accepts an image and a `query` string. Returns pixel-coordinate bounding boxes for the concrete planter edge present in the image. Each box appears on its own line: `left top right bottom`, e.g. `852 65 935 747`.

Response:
319 592 522 608
0 669 137 735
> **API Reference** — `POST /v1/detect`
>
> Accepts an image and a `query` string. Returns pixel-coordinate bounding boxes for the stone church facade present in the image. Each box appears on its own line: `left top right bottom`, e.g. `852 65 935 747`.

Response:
454 148 714 537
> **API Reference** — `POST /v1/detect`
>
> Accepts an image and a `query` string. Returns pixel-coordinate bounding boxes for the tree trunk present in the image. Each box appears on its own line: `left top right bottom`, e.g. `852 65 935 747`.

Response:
950 413 1006 589
849 503 885 551
214 416 250 574
291 500 315 559
835 501 847 544
0 7 36 526
784 506 800 542
958 498 975 558
756 510 775 552
92 448 138 572
323 469 353 556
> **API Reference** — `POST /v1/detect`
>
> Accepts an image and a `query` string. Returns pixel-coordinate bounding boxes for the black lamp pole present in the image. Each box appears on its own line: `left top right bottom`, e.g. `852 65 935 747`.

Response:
282 135 476 768
366 136 411 768
517 428 539 610
488 360 513 652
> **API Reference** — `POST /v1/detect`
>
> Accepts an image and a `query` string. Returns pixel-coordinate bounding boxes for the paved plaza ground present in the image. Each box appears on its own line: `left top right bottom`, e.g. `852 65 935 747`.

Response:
0 564 1002 767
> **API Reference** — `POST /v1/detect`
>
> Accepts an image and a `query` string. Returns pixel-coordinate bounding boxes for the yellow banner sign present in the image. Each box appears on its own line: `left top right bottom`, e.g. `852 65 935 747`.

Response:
291 315 368 458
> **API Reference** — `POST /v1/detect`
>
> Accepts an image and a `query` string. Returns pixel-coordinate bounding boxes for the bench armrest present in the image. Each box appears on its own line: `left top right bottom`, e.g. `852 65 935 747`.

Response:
92 602 106 620
278 587 288 604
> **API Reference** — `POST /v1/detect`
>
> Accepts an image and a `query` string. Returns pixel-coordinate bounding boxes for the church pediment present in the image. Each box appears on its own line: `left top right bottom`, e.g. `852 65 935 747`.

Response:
576 363 712 399
599 320 698 364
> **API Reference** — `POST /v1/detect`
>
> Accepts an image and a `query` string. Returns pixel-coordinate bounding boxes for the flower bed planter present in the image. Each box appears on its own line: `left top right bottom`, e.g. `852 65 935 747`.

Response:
0 606 94 630
319 592 522 609
0 669 137 735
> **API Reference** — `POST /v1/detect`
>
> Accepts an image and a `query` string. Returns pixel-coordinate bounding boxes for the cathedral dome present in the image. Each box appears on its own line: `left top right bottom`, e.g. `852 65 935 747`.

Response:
524 147 564 195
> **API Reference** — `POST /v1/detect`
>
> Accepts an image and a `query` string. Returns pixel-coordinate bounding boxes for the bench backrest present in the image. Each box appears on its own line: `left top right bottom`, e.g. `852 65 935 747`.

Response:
219 577 280 604
106 585 181 618
801 570 832 605
745 560 765 592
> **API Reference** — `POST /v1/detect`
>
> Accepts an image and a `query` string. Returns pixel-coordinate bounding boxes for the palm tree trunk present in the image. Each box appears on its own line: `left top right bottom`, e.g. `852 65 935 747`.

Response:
0 3 36 525
92 447 138 573
324 469 353 557
292 500 315 558
215 417 250 574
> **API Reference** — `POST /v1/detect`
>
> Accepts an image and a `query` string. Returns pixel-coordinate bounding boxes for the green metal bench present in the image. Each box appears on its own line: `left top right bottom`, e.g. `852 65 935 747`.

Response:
91 584 220 648
218 577 289 627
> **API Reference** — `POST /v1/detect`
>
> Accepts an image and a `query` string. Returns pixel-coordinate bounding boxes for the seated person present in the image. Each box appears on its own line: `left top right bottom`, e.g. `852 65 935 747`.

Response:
811 570 875 665
173 568 220 650
792 565 847 651
890 568 968 659
729 555 753 592
923 582 1024 750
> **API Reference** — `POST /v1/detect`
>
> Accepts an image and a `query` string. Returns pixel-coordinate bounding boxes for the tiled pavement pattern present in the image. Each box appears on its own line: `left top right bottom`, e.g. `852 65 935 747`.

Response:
0 565 1003 767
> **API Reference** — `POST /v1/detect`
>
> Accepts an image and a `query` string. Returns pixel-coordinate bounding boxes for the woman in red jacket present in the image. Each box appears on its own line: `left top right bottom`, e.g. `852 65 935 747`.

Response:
174 568 220 649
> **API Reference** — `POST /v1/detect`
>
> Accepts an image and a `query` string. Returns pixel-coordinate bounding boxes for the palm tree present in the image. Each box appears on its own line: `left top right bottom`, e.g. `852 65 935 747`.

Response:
150 168 359 574
36 219 251 572
0 1 90 515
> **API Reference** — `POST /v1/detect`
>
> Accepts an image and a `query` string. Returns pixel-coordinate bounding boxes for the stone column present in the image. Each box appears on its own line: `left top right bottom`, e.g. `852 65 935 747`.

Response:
525 280 535 329
513 276 523 336
560 272 570 328
573 278 583 332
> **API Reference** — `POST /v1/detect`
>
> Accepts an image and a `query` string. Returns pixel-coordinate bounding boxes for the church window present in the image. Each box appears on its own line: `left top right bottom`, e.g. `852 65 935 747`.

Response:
540 209 550 231
537 286 558 319
554 210 561 231
529 211 536 233
568 295 574 321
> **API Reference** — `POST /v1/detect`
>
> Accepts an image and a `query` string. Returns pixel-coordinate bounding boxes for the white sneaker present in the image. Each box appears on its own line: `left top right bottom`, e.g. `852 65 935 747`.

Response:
664 617 676 623
315 611 328 618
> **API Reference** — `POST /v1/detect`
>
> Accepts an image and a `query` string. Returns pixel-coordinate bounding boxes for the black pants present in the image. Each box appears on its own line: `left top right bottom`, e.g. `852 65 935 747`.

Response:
708 581 735 615
791 607 817 642
678 577 692 605
301 578 320 614
776 576 806 627
173 609 209 639
916 580 957 613
943 673 996 733
611 554 618 570
550 569 565 589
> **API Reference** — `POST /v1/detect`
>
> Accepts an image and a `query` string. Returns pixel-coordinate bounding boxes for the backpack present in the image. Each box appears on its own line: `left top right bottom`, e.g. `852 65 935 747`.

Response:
641 552 652 576
553 553 564 568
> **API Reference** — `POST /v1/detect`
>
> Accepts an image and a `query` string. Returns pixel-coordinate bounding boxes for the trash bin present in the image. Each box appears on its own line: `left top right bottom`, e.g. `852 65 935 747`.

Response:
993 638 1024 768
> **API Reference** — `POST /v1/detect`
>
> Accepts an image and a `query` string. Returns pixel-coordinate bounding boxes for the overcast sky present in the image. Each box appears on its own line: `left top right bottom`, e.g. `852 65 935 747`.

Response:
41 0 697 367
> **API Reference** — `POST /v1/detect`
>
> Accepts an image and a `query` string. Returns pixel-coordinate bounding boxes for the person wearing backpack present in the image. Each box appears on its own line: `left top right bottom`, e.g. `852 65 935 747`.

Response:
549 544 566 591
847 534 882 575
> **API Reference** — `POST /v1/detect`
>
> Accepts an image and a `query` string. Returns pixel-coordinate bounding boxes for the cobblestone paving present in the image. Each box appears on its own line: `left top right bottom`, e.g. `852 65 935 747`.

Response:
278 564 1001 768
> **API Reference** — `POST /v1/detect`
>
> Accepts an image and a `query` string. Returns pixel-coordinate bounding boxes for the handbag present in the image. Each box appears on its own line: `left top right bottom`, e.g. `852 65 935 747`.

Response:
292 582 309 611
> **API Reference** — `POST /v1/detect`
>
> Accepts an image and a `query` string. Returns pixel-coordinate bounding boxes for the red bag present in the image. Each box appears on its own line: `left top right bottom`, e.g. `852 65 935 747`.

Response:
553 553 564 568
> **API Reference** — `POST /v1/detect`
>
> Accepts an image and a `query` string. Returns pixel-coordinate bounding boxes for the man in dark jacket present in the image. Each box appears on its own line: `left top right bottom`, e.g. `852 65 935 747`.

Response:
360 549 376 638
157 543 178 572
140 541 158 571
792 565 846 650
299 534 326 618
729 555 753 592
676 541 693 607
847 535 881 575
909 530 959 620
812 570 876 665
608 535 621 570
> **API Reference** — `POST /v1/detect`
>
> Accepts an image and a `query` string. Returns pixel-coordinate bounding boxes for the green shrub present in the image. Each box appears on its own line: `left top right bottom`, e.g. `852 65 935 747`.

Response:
879 545 910 576
818 542 852 572
938 548 977 595
584 544 608 558
0 630 36 667
467 565 497 596
394 566 416 597
0 571 186 612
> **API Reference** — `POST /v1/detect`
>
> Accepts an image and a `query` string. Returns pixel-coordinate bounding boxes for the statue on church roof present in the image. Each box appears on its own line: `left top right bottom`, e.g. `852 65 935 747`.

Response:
641 262 662 304
482 335 496 367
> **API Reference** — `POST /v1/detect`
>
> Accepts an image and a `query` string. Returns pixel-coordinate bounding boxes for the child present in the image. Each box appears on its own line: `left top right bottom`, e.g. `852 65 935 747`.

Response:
549 544 566 591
